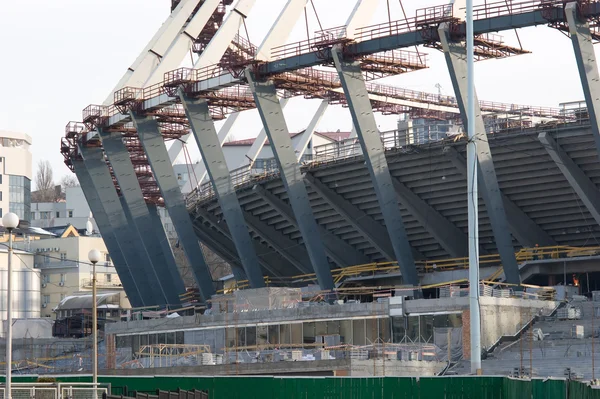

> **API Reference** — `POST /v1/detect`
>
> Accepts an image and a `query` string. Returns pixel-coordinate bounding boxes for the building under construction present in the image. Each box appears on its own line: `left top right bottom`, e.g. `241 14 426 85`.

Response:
51 0 600 380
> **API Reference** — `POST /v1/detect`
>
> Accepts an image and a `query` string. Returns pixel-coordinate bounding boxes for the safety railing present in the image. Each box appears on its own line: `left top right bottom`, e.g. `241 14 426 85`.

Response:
415 4 456 27
355 17 417 42
219 245 600 292
0 384 108 399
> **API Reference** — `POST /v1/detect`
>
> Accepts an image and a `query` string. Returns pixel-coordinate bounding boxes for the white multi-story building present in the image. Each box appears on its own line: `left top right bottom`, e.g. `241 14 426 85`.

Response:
0 131 32 222
17 225 129 318
31 186 98 232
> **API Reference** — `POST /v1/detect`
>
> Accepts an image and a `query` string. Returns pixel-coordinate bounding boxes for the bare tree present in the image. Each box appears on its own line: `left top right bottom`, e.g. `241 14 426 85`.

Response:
60 175 79 195
170 239 232 289
32 160 56 202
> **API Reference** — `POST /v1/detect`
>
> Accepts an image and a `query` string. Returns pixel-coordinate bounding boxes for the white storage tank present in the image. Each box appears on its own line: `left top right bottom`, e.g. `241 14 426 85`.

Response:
0 248 40 337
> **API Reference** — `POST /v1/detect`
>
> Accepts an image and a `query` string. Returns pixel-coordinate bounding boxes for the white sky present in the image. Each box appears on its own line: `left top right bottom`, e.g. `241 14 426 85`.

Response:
0 0 593 187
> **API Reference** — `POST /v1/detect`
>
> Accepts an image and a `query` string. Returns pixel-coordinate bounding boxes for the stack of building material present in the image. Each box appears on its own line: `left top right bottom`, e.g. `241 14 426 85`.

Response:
350 349 369 360
571 325 584 339
537 288 557 301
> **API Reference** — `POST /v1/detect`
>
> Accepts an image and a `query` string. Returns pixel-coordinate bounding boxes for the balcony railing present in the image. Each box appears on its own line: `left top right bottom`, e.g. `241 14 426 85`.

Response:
80 278 122 289
34 260 79 269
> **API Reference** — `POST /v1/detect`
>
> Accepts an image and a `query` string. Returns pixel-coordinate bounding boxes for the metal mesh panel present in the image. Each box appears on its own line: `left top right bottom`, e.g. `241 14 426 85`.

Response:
0 387 58 399
61 388 107 399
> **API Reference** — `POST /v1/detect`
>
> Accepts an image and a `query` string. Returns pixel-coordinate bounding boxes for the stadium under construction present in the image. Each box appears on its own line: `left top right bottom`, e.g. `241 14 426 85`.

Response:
46 0 600 382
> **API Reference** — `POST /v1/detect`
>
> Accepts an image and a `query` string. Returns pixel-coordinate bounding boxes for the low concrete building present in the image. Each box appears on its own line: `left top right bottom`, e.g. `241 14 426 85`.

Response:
104 287 557 377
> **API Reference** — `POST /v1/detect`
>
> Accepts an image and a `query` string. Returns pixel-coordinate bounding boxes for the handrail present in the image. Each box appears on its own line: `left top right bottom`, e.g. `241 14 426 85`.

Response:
220 245 600 292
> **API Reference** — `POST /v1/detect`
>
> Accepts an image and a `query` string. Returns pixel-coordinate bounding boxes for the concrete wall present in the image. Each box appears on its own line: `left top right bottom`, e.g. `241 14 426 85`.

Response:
350 359 447 377
478 297 557 350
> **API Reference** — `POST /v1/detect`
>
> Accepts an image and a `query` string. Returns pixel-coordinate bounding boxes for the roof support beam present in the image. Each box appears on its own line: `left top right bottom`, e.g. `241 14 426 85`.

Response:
566 2 600 161
98 129 186 305
304 173 396 261
245 69 334 290
439 24 520 285
191 219 245 277
144 0 221 86
294 100 329 161
256 0 309 61
128 115 216 301
391 178 468 258
444 146 555 247
178 95 265 288
243 98 290 167
539 132 600 226
191 0 257 68
242 210 313 275
72 159 144 308
78 146 156 306
331 45 418 287
194 207 300 277
253 185 371 267
169 112 241 190
345 0 379 40
104 0 203 103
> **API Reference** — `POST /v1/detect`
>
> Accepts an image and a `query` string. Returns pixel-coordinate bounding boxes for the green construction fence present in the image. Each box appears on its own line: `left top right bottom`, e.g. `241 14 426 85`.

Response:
2 375 600 398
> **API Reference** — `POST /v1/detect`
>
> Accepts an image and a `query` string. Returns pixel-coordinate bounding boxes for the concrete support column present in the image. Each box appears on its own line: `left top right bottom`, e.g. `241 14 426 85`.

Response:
72 159 144 308
438 24 520 285
98 129 185 305
566 2 600 161
331 45 418 287
127 116 217 302
245 69 334 291
178 95 264 288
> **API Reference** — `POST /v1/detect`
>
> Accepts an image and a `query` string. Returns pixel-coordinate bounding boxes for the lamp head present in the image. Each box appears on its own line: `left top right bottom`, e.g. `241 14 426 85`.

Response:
88 249 101 264
2 212 19 230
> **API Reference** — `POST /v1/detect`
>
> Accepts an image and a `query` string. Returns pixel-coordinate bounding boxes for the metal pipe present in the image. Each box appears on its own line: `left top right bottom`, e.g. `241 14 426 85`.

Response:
92 259 98 399
6 230 13 399
466 0 482 374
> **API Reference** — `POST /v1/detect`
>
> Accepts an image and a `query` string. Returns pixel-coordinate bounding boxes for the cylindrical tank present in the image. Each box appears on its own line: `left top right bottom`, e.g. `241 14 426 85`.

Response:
0 249 41 337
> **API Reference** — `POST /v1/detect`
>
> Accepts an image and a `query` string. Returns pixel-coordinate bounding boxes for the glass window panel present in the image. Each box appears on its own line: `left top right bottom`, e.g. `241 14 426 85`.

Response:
327 321 340 336
245 326 255 347
366 319 378 344
353 319 366 346
158 333 166 344
340 320 352 345
379 318 391 342
391 316 406 343
315 321 327 338
176 331 184 345
280 324 291 345
407 316 419 342
291 323 302 345
140 334 148 347
421 315 434 342
225 328 235 348
268 324 279 346
256 325 268 346
303 322 315 346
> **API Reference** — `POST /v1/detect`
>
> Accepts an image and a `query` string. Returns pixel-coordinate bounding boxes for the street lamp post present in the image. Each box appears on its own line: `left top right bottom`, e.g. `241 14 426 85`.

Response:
88 249 101 399
3 212 19 399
